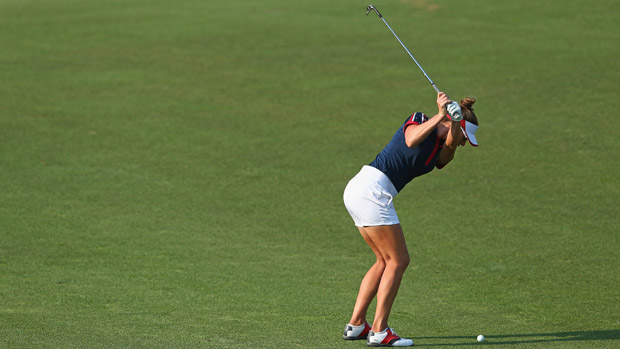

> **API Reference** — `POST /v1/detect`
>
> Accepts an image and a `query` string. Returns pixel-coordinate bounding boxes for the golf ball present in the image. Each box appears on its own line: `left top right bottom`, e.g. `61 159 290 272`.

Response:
477 334 485 342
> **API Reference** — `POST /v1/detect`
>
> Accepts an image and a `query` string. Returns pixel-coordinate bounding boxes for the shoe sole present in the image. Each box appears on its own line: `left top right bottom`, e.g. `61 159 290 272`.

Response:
367 341 414 347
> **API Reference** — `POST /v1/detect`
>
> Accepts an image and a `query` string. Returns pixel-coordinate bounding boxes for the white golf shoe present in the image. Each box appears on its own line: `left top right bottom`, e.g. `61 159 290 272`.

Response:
343 321 371 340
367 328 414 347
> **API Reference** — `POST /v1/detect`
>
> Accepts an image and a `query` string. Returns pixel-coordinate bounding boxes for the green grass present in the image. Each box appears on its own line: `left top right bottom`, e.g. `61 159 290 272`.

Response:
1 0 619 347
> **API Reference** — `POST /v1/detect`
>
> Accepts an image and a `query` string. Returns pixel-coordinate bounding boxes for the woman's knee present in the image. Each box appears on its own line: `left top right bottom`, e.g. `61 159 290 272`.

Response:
387 254 410 271
375 258 386 271
401 254 411 269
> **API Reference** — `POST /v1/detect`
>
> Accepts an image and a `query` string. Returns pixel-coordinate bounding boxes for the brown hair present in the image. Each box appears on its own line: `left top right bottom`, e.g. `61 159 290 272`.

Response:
460 97 478 126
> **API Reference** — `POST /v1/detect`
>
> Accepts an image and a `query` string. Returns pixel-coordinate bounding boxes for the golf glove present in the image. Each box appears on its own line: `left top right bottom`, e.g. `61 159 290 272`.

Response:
446 101 463 122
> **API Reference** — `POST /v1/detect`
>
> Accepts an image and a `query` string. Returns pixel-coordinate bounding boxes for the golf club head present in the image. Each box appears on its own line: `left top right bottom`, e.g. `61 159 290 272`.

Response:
366 5 382 18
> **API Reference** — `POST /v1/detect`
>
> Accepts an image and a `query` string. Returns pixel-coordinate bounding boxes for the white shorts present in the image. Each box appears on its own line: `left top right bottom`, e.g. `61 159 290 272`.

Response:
343 165 400 227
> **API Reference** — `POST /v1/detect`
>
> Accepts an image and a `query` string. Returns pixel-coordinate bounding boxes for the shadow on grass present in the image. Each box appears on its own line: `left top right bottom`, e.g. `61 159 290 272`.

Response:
415 330 620 346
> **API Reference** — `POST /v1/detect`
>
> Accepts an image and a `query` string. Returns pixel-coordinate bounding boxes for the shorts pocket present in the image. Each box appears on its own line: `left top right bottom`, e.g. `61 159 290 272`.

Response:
371 189 393 207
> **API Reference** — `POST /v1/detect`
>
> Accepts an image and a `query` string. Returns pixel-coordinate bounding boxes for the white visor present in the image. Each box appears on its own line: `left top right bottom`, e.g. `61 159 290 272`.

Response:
460 120 478 147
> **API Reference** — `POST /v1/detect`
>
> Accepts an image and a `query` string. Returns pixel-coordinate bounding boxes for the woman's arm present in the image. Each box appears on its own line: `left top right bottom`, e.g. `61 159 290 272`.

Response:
437 120 464 167
404 92 450 148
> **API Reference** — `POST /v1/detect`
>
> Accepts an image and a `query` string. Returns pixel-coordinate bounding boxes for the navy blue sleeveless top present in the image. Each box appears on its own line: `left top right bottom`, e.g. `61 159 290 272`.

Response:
369 112 443 192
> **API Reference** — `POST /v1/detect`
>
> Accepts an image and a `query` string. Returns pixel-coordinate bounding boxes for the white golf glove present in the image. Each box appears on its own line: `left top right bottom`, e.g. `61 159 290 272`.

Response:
446 101 463 122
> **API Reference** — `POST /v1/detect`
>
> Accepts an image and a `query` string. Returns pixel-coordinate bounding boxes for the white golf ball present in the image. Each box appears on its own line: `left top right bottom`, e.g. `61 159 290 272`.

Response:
477 334 485 342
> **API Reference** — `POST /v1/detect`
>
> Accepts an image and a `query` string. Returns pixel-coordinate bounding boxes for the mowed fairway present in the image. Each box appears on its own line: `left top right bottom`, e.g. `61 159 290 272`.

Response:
1 0 619 347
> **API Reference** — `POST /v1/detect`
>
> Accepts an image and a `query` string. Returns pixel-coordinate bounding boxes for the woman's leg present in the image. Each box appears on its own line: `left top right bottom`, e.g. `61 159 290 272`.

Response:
349 227 386 326
364 224 410 332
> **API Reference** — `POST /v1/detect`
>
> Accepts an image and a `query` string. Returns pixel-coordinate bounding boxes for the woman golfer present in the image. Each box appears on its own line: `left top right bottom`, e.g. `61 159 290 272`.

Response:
342 92 479 347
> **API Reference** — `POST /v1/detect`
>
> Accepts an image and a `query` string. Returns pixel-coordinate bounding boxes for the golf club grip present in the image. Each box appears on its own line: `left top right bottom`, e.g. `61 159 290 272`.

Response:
431 83 440 93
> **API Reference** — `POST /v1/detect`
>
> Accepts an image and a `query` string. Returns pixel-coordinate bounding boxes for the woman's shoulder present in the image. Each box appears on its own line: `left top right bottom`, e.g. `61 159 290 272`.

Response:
405 112 428 126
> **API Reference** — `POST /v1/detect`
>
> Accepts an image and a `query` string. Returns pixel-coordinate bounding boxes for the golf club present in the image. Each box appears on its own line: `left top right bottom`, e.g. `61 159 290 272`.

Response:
366 4 440 94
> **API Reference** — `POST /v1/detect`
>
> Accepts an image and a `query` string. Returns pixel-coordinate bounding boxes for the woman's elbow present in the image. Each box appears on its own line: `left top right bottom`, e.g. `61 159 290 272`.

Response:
405 137 420 148
438 151 455 166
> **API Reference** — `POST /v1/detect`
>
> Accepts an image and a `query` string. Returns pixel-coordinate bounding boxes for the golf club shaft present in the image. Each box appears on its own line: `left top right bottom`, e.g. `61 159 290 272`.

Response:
367 5 440 94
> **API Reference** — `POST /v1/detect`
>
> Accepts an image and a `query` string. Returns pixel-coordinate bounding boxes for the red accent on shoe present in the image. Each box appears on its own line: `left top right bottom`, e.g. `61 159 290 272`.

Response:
382 328 401 345
360 322 371 337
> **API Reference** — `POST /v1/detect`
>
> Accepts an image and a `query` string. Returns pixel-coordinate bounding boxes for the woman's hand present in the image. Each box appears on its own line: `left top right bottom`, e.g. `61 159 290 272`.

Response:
436 92 451 116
